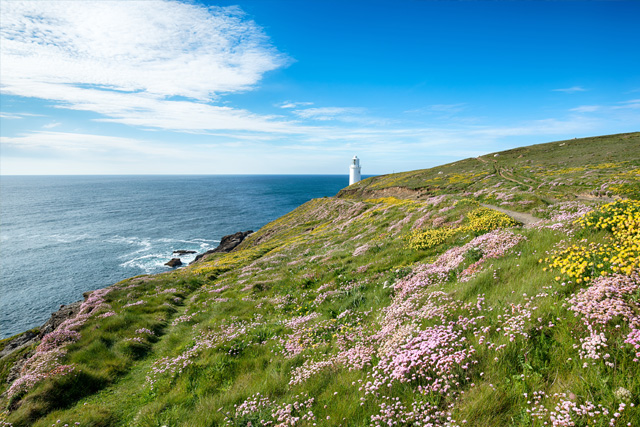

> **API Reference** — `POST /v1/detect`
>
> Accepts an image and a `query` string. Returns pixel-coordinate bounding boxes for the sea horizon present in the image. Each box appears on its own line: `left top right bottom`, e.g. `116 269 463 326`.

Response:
1 174 373 338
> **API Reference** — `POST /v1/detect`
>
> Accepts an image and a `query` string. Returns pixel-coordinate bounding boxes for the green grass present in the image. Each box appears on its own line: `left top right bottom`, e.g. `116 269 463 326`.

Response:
339 132 640 206
1 132 639 427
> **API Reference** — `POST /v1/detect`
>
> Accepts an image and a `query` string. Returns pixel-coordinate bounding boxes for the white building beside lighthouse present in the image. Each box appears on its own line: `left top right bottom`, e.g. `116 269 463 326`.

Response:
349 155 361 185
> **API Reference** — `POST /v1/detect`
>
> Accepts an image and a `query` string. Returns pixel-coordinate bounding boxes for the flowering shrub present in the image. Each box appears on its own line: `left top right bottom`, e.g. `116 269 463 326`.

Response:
408 206 520 250
624 329 640 362
407 227 457 250
353 243 371 256
566 272 639 326
370 398 464 427
364 325 476 397
524 390 631 427
37 330 80 352
6 287 112 400
547 200 640 282
221 393 316 426
123 300 146 308
465 207 519 233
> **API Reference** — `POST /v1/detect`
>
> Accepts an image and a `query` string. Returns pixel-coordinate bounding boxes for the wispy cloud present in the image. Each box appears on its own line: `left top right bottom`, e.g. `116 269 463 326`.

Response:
570 99 640 113
405 104 467 115
570 105 600 113
613 99 640 110
43 121 61 129
0 112 45 119
0 113 24 119
553 86 587 93
4 105 638 174
0 131 185 158
0 1 291 133
292 107 367 122
277 101 314 109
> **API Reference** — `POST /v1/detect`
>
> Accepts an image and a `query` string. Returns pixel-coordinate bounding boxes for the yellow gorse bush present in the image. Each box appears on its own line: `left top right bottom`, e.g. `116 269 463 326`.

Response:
408 227 458 250
408 207 519 250
466 207 520 233
545 200 640 282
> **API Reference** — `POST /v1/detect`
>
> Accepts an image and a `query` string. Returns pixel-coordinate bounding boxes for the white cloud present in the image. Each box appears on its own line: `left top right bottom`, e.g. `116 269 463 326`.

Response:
569 99 640 114
1 1 290 133
292 107 367 122
613 99 640 110
405 104 466 115
553 86 587 93
277 101 314 109
570 105 601 113
0 113 23 119
0 131 184 157
0 112 44 119
43 121 61 129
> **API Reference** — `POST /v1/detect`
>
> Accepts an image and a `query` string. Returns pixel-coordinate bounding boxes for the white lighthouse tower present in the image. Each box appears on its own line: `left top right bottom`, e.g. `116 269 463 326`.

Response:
349 155 361 185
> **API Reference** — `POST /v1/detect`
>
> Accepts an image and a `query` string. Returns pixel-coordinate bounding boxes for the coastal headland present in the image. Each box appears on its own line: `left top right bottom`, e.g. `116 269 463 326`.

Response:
1 132 639 426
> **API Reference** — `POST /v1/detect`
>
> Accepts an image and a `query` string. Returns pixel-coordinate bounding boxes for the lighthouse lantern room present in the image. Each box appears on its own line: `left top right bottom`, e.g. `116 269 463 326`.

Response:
349 155 361 185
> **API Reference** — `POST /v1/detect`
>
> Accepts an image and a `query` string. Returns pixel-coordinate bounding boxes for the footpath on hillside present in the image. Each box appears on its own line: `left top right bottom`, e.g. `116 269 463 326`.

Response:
480 203 540 226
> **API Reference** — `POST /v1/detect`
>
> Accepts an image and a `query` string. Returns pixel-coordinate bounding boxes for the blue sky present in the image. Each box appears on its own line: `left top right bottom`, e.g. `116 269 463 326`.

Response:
1 0 639 175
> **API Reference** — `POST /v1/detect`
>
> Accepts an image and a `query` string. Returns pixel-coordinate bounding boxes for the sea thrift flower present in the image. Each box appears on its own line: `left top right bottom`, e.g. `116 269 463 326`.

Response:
624 328 640 362
123 300 145 308
97 311 116 318
567 272 640 327
353 243 371 256
7 287 112 399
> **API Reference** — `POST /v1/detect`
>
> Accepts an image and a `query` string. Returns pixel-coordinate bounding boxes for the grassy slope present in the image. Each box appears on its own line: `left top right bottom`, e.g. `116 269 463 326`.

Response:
1 132 639 427
340 131 640 206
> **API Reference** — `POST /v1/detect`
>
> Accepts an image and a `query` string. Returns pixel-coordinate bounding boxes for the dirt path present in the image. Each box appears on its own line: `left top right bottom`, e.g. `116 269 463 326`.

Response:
496 168 534 192
476 157 535 191
480 203 540 226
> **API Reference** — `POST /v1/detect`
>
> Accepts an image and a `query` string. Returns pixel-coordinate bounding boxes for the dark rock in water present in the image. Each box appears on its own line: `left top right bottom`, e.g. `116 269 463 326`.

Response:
191 230 253 264
173 250 196 254
165 258 183 267
39 300 83 338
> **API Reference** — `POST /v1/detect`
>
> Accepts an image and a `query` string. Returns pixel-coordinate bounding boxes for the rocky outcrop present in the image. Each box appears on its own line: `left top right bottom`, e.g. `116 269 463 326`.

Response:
173 250 196 254
165 258 183 268
1 299 84 363
39 300 83 338
0 331 37 360
191 230 253 264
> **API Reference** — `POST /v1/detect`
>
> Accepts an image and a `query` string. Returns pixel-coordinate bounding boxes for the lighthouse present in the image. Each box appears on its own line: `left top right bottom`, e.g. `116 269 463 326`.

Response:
349 155 361 185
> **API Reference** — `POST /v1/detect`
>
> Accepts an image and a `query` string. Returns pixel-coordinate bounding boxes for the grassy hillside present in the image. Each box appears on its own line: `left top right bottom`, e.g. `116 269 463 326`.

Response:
340 132 640 206
1 132 639 427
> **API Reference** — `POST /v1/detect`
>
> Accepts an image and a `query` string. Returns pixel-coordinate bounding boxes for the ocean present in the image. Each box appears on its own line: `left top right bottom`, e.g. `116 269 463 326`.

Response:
0 175 358 338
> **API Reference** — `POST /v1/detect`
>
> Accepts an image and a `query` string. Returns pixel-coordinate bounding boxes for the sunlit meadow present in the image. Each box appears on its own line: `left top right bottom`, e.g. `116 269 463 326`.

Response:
1 133 639 426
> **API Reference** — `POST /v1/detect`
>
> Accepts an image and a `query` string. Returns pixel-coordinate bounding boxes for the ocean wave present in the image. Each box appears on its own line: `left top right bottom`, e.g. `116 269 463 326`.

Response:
106 236 153 256
121 253 170 273
158 237 219 246
48 233 94 244
114 236 217 274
